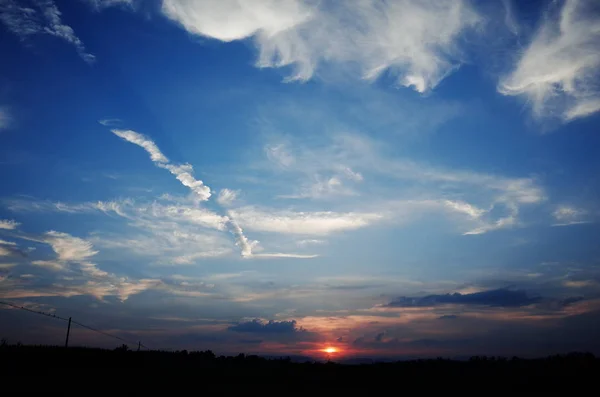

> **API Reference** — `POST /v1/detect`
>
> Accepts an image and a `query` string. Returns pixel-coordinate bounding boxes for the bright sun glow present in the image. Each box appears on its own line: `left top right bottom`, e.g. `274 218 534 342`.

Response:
323 347 337 354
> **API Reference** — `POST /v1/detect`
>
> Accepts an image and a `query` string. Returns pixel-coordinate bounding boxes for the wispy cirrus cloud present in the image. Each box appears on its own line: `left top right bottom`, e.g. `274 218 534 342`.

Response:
1 224 166 301
8 197 234 263
161 0 481 93
0 0 95 63
28 230 108 278
552 205 591 226
216 188 239 206
499 0 600 121
43 230 98 262
257 132 545 235
0 245 26 258
83 0 133 10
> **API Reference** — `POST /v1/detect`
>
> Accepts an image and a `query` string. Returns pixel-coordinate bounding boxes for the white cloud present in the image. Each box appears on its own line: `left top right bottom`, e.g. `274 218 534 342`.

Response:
463 212 517 235
112 129 211 201
162 0 310 42
265 133 545 205
339 166 363 182
144 203 229 231
0 263 16 269
0 0 95 63
161 0 482 92
98 118 123 127
265 144 295 168
443 199 519 235
443 200 486 219
279 176 357 200
114 278 161 301
259 132 544 234
552 205 590 226
0 226 208 301
91 218 234 264
230 206 383 235
226 212 259 257
252 253 318 259
382 159 545 205
84 0 133 10
564 99 600 121
31 259 67 271
383 199 520 235
3 229 164 300
109 128 312 259
2 277 161 301
112 129 169 163
0 239 17 246
264 141 365 200
216 188 239 206
44 230 98 261
5 197 237 262
161 163 211 202
170 250 233 264
25 231 113 279
79 262 109 278
563 280 597 288
499 0 600 121
501 0 519 37
0 219 20 229
297 239 327 246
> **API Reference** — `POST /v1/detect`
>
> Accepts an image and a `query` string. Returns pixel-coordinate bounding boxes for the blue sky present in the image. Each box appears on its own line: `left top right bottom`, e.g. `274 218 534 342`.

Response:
1 0 600 358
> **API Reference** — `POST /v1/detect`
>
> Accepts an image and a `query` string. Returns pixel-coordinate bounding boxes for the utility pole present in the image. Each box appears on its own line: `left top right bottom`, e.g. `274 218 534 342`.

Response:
65 317 72 348
137 341 141 352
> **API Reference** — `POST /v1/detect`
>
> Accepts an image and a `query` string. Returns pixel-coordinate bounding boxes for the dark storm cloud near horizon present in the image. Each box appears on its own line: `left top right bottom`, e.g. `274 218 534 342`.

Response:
438 314 459 320
349 308 600 357
228 319 304 334
227 319 320 344
385 288 541 308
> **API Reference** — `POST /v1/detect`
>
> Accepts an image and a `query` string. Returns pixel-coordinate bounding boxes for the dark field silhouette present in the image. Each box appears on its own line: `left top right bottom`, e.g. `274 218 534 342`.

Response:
2 342 598 388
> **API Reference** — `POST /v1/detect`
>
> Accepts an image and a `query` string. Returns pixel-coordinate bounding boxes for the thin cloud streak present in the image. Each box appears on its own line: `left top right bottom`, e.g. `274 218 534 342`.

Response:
111 129 211 201
230 207 383 236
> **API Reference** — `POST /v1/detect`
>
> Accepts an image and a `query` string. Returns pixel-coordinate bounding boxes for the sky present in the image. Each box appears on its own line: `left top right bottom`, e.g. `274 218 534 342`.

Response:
1 0 600 360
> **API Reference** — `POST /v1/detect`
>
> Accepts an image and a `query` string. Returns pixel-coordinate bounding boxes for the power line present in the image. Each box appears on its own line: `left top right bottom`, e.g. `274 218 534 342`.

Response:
0 300 150 350
0 300 69 321
70 318 150 349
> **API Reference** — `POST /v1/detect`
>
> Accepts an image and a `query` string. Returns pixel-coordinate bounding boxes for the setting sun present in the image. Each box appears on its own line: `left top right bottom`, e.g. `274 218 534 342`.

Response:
323 347 337 354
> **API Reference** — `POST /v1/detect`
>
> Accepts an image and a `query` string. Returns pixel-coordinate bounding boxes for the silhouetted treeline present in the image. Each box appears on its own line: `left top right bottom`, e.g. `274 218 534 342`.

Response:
1 342 598 388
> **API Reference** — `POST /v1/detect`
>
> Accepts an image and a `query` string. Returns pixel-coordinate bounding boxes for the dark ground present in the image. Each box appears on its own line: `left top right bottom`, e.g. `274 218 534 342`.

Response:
1 343 598 389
